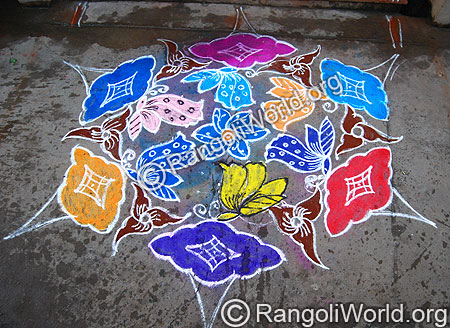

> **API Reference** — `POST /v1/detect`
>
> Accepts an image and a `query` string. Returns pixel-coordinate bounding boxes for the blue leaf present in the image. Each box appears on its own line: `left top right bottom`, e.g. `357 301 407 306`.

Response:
227 140 250 160
192 123 221 143
151 185 180 201
212 108 231 133
140 170 165 188
265 134 322 173
319 117 335 157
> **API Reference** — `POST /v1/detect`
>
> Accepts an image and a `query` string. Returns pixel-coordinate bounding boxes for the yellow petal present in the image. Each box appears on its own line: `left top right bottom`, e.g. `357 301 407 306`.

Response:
237 163 267 204
218 163 247 210
240 178 288 216
240 195 285 216
217 212 239 221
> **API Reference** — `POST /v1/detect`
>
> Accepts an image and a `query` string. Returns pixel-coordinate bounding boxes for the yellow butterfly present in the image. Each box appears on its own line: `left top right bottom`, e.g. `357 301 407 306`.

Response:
217 162 288 221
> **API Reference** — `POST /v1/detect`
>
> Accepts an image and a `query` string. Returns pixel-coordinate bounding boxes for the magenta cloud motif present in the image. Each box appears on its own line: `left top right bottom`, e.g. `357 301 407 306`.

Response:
189 33 296 69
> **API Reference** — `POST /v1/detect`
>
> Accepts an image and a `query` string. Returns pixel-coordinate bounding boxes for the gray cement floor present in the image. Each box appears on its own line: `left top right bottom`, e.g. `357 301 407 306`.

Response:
0 1 449 327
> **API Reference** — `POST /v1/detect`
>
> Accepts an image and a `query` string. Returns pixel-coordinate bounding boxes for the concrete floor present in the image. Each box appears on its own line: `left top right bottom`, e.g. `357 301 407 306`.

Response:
0 1 449 327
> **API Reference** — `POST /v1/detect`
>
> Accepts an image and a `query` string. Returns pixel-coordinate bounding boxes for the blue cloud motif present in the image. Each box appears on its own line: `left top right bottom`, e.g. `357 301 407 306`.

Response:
82 56 155 123
192 108 269 160
181 68 254 111
127 132 195 201
320 59 389 120
149 221 285 287
265 117 335 175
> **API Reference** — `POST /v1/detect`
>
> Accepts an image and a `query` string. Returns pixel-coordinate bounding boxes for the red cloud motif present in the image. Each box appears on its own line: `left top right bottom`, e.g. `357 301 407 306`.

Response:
324 147 392 237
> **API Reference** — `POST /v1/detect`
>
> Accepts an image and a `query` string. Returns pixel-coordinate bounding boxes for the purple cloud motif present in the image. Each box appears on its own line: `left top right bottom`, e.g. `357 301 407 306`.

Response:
189 33 296 69
149 221 285 287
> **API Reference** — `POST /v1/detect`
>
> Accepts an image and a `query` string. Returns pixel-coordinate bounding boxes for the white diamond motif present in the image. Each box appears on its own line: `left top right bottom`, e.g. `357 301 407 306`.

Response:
344 165 375 206
185 235 241 272
218 42 261 62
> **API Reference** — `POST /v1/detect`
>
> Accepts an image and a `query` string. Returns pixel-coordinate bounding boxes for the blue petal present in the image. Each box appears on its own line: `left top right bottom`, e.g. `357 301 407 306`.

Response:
230 73 254 110
198 73 223 93
151 185 179 201
243 127 269 141
265 134 322 173
226 111 251 127
319 117 335 157
192 123 221 143
164 171 183 187
215 74 234 109
227 140 250 160
127 169 138 181
219 67 237 73
141 170 165 188
226 112 268 141
181 70 215 83
305 125 321 155
322 157 332 175
137 132 194 169
215 72 254 111
213 108 231 133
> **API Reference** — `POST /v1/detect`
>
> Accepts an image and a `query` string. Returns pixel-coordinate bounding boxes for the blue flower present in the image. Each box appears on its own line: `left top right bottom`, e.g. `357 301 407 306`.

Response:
192 108 269 160
320 59 389 120
82 56 155 123
127 132 195 201
149 220 285 287
181 68 254 111
265 117 335 175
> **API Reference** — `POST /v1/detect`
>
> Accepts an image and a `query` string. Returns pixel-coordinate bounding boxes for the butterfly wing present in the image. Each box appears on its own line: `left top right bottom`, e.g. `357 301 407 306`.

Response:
147 94 204 127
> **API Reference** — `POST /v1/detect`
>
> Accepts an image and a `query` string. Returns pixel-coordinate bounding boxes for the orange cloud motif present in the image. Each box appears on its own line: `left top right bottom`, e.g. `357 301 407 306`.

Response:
262 77 327 132
58 146 126 233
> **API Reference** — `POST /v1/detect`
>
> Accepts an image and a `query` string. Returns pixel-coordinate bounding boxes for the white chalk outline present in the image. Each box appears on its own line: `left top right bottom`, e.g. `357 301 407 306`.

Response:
3 191 70 240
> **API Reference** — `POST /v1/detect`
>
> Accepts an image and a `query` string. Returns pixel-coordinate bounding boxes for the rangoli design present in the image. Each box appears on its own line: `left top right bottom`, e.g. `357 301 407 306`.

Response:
3 11 439 328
